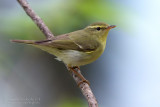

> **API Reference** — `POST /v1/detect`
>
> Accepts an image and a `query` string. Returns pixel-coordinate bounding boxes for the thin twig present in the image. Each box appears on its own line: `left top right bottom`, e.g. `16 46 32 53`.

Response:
17 0 54 39
67 67 98 107
17 0 98 107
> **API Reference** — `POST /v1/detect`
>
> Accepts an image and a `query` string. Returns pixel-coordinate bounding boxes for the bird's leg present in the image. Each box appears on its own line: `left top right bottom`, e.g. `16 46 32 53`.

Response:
69 66 90 87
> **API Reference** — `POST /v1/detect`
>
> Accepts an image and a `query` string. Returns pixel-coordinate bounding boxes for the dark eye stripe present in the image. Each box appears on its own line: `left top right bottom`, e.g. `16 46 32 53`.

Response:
96 27 101 31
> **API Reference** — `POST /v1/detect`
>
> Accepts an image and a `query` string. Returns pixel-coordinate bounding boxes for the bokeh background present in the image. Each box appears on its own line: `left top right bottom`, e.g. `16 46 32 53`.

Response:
0 0 160 107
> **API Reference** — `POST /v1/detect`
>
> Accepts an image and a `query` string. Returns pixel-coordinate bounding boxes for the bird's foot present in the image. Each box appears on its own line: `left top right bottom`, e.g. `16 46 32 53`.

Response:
68 66 90 87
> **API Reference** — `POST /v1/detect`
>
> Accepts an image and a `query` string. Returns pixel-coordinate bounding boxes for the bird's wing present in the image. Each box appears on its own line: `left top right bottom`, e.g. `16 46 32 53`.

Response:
68 30 100 51
12 31 100 52
43 31 100 52
39 34 81 50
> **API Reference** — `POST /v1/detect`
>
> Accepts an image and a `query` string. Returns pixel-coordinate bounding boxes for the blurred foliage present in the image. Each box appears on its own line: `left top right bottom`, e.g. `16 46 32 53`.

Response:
0 0 124 40
52 98 87 107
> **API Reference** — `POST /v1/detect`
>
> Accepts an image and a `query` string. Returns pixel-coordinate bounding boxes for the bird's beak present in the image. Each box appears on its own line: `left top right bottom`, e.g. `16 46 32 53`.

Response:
106 25 116 29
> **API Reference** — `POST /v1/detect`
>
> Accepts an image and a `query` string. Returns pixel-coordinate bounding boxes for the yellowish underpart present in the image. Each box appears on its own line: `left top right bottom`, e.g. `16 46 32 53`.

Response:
85 51 94 54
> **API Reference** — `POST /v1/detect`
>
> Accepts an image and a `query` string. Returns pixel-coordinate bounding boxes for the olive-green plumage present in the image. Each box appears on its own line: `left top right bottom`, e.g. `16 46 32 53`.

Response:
12 22 116 67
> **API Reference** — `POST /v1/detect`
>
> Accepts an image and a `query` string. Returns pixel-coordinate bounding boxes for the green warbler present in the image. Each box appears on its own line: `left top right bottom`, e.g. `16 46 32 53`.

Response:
12 22 116 84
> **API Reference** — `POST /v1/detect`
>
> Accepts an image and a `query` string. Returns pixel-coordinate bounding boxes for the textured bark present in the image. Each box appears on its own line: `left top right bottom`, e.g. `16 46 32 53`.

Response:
17 0 98 106
67 67 98 107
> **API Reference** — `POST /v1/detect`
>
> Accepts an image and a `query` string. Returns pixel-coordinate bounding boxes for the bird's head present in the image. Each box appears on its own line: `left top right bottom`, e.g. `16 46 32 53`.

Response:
84 22 116 40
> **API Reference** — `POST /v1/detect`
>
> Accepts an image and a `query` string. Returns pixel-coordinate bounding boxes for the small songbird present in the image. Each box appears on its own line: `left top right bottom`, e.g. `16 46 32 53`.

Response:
12 22 116 85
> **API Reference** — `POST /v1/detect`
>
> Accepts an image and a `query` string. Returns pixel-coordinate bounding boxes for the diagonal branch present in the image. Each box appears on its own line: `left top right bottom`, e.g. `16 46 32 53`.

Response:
17 0 98 107
17 0 54 39
67 67 98 107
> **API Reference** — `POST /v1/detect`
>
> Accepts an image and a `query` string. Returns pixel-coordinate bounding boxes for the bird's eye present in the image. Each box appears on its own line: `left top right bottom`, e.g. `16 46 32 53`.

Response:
96 27 101 31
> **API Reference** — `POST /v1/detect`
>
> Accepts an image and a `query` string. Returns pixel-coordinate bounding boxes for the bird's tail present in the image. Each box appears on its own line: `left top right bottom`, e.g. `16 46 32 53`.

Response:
11 40 36 44
11 39 61 58
11 39 52 44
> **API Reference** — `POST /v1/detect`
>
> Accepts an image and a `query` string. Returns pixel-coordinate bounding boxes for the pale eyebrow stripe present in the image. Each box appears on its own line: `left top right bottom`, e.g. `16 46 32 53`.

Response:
87 25 106 28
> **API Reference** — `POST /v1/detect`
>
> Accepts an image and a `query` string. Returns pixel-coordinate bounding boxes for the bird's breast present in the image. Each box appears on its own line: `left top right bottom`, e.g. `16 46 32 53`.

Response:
59 44 105 66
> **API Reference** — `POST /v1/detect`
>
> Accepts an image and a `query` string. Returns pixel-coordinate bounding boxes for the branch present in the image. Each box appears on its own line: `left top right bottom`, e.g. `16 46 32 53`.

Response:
17 0 98 107
67 67 98 107
17 0 54 39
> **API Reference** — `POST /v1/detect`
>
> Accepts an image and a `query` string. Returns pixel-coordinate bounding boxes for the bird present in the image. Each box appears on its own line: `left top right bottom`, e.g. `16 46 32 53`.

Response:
11 22 116 85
